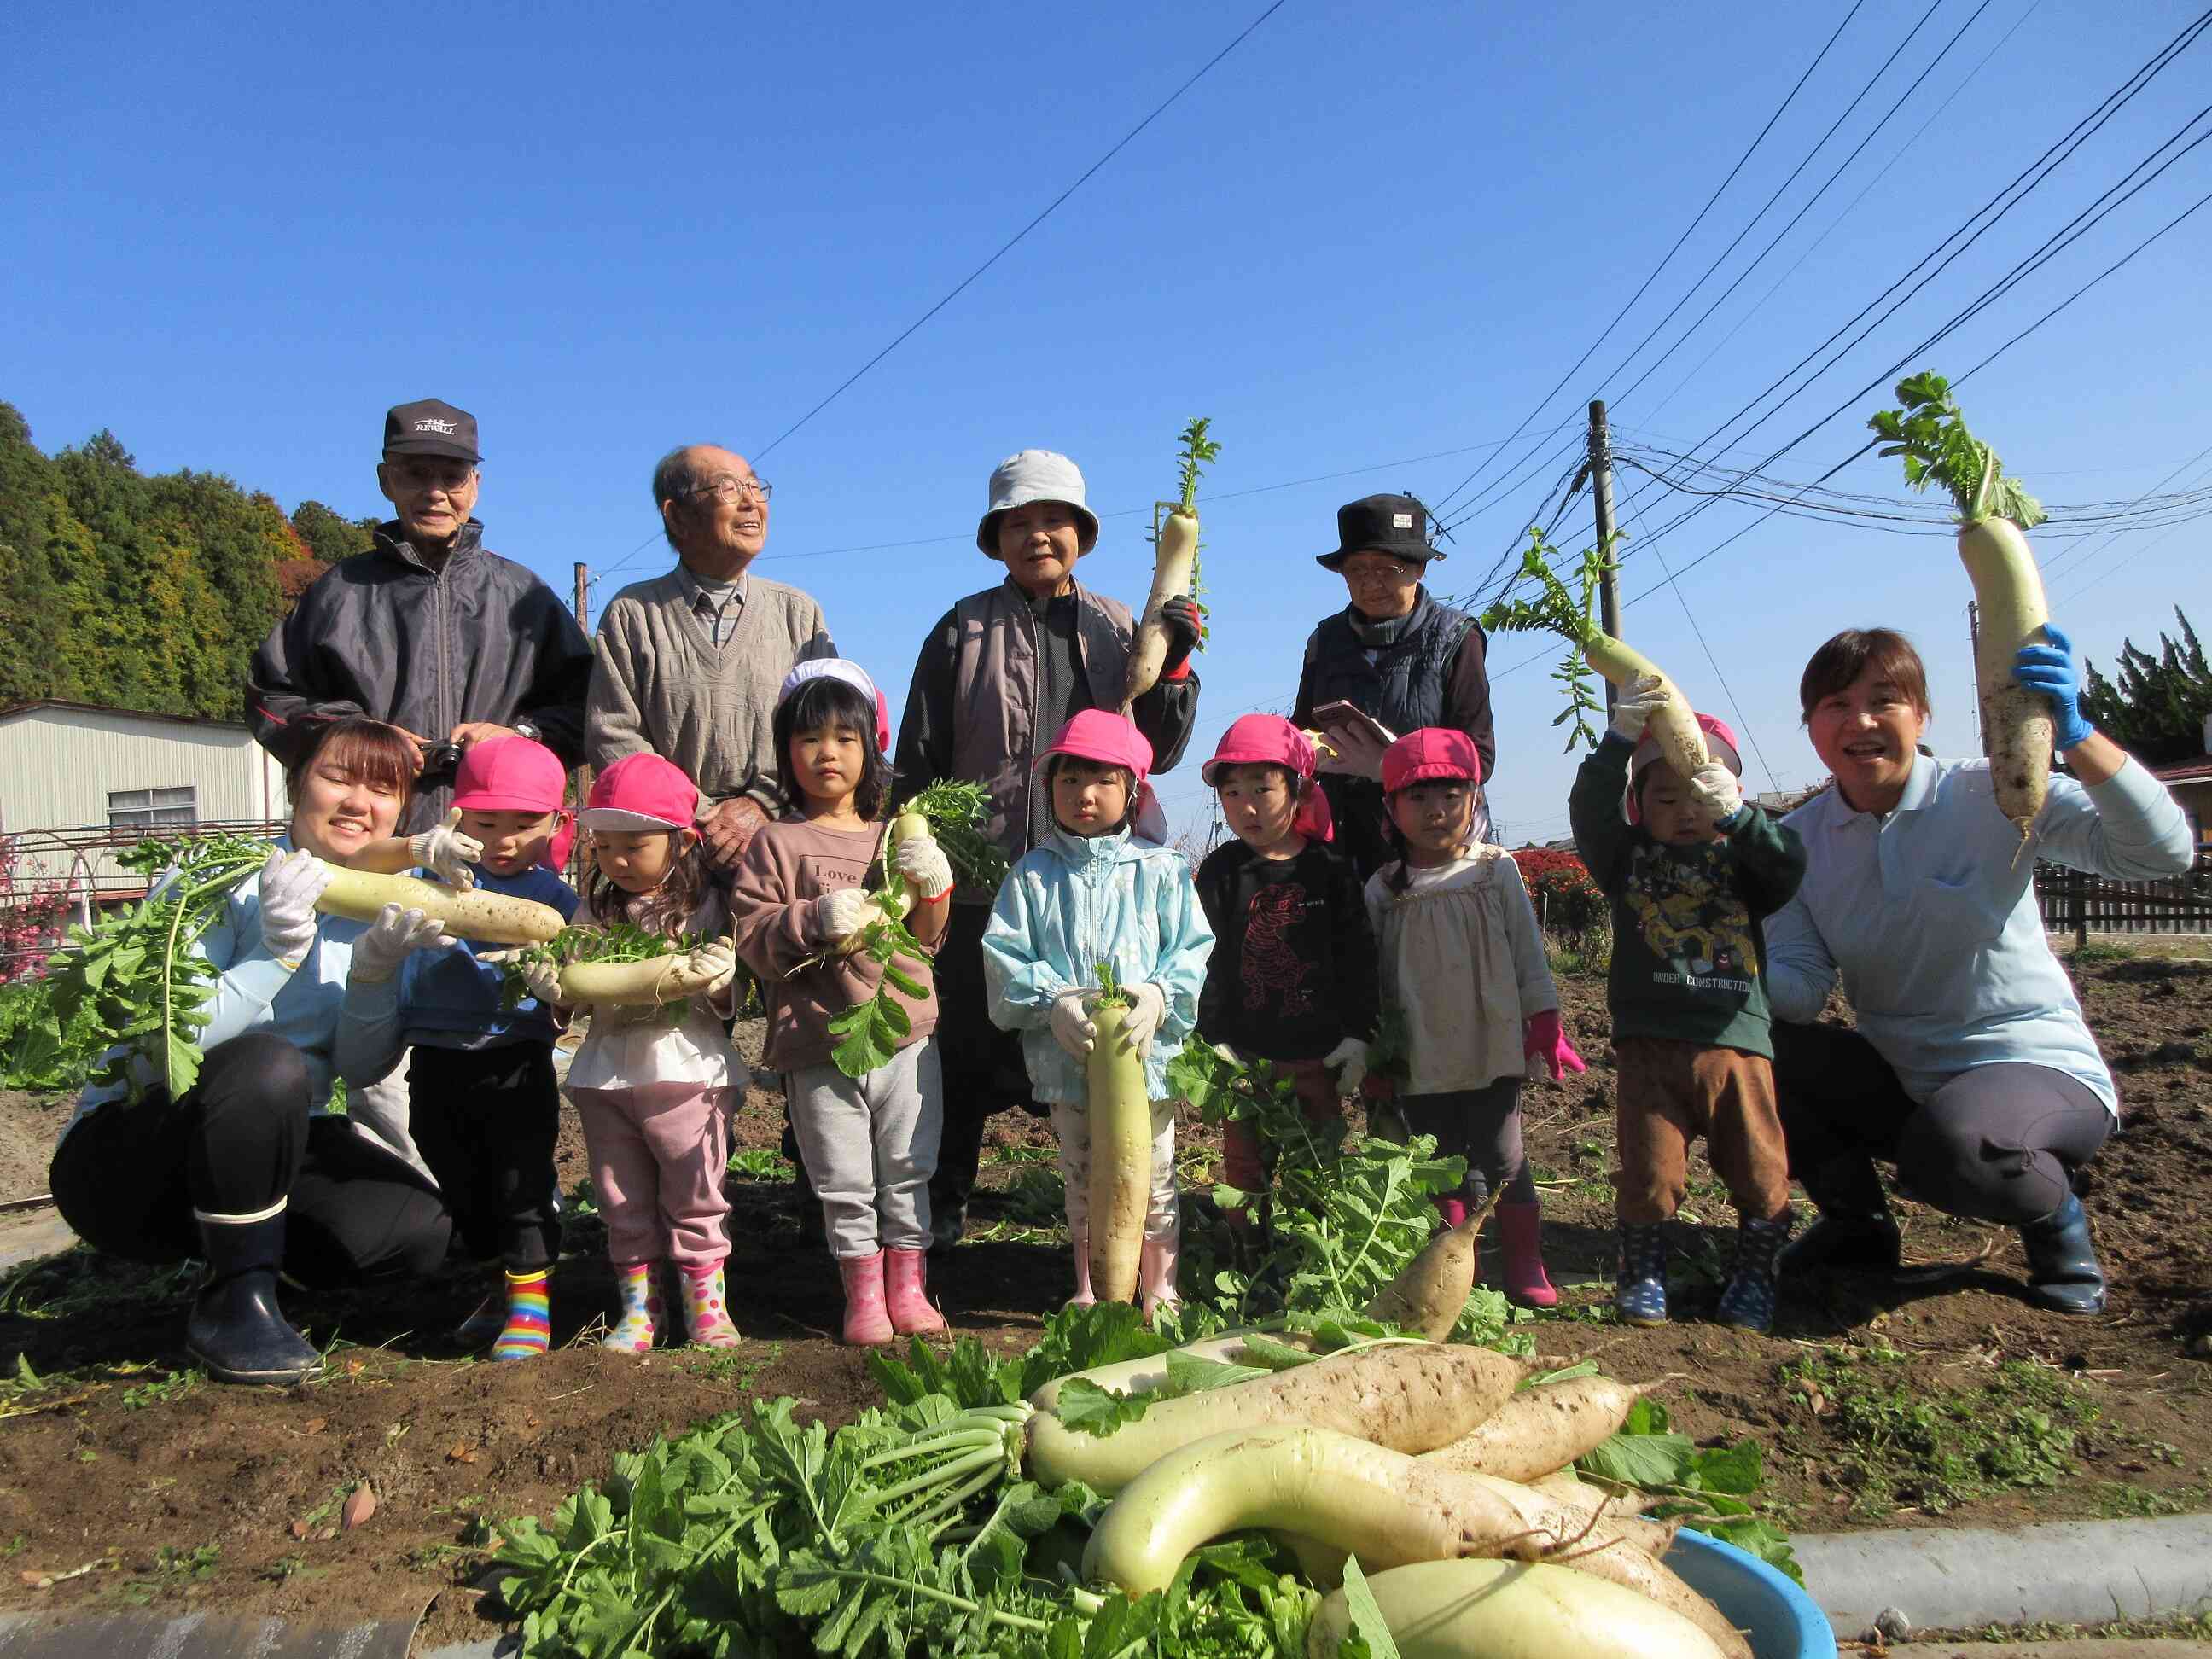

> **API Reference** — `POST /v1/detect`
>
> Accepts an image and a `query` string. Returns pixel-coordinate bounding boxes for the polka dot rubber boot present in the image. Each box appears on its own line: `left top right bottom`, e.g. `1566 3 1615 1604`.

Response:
491 1269 552 1361
1614 1224 1669 1327
681 1260 742 1349
1715 1214 1793 1335
602 1260 661 1353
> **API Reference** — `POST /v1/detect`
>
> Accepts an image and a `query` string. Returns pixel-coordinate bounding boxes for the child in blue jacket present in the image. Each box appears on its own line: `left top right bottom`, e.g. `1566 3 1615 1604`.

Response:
982 711 1214 1317
335 736 579 1360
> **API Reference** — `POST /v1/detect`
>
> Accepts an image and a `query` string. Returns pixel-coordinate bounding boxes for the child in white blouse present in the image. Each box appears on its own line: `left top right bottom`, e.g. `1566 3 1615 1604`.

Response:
1364 729 1584 1308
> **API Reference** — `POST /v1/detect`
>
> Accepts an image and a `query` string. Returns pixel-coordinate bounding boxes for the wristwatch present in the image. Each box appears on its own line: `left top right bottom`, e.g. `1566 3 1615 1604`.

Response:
512 719 542 743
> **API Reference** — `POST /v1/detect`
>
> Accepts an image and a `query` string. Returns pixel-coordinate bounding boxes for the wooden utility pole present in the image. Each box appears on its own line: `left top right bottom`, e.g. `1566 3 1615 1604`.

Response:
573 562 591 631
1589 400 1622 712
1966 600 1982 747
568 561 593 882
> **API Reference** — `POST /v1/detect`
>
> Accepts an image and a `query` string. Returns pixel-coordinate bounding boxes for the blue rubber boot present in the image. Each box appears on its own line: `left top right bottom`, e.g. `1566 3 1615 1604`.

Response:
1715 1214 1793 1334
1614 1224 1668 1326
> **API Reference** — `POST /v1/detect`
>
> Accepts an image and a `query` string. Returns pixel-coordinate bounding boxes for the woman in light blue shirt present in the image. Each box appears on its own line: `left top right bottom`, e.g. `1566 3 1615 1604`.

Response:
49 719 461 1384
1765 626 2193 1315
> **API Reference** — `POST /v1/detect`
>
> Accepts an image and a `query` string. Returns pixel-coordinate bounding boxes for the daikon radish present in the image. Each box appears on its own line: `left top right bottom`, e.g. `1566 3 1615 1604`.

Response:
315 868 564 945
1121 417 1217 713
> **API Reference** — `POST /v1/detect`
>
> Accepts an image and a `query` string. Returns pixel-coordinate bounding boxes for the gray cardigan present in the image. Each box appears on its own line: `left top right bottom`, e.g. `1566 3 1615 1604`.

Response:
585 567 835 810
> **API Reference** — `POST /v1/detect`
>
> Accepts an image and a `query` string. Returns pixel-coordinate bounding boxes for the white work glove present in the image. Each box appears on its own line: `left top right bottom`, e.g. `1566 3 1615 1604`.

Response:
890 830 955 900
1110 982 1170 1060
259 848 334 969
690 937 739 998
1050 989 1097 1058
407 808 482 890
517 955 565 1009
1687 763 1744 827
813 887 876 946
348 903 456 984
1609 673 1673 743
1324 1036 1371 1097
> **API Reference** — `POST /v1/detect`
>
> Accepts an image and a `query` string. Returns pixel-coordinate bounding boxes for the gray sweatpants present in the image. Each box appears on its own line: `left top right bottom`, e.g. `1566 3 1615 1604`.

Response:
786 1040 942 1260
1049 1097 1179 1245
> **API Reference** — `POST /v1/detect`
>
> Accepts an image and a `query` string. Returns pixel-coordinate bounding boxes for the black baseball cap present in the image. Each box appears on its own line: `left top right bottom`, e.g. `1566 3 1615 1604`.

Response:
381 399 480 463
1317 493 1441 570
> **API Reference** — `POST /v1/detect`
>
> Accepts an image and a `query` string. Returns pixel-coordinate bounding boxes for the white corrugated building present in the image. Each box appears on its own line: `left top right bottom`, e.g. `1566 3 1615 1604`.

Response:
0 701 284 898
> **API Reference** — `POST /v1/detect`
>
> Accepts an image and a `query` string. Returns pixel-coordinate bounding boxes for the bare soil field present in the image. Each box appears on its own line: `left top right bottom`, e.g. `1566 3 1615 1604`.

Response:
0 949 2204 1649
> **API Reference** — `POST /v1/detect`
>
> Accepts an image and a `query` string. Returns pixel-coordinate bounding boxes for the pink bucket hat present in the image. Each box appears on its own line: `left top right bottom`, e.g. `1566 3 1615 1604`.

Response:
1381 728 1483 795
1035 710 1168 844
1627 711 1743 824
1201 714 1335 842
451 736 574 870
777 657 892 753
578 752 699 833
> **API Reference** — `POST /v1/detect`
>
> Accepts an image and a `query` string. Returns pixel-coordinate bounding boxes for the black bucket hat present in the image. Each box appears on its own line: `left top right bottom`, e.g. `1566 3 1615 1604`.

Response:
1316 493 1441 570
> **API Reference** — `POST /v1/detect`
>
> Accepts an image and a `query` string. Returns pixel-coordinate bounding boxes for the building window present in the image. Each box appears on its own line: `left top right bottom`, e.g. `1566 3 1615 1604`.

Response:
108 786 197 831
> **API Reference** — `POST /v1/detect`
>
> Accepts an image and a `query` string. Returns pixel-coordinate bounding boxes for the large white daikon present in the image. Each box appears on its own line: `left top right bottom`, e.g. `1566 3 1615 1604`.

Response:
1120 417 1218 714
1480 527 1713 777
1870 371 2052 839
1306 1558 1728 1659
1083 963 1152 1306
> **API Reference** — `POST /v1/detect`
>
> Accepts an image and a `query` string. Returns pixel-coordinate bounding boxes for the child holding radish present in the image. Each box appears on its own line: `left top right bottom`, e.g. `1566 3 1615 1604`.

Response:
335 736 579 1360
1192 714 1377 1237
729 660 954 1347
1364 729 1580 1309
981 710 1214 1317
1567 679 1807 1333
509 754 746 1351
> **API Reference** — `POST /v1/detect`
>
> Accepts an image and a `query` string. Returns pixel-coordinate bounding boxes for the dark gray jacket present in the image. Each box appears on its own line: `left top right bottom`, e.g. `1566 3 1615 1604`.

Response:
246 520 593 830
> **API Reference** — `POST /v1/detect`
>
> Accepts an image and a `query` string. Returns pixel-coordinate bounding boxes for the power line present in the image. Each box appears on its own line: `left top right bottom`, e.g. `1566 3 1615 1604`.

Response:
1424 0 1871 521
748 0 1289 465
2041 440 2212 583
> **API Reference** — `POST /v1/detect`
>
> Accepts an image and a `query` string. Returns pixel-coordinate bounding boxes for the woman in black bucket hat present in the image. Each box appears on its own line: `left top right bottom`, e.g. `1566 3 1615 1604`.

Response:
1291 493 1498 880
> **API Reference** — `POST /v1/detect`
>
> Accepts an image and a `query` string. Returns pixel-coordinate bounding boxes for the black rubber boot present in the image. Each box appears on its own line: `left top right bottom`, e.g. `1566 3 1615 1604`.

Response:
2019 1193 2107 1315
1716 1214 1794 1334
185 1208 321 1385
1778 1155 1901 1275
927 1195 967 1259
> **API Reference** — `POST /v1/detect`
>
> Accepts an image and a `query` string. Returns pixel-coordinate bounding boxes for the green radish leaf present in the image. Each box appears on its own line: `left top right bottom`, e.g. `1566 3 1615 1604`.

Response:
1683 1437 1763 1496
1576 1427 1697 1488
1336 1555 1404 1659
1160 1351 1271 1394
1237 1333 1320 1372
1053 1377 1153 1438
1523 1358 1602 1387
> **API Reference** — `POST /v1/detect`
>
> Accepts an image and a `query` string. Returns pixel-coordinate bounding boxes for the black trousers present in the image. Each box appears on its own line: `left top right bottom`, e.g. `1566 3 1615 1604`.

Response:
408 1044 562 1272
928 901 1039 1221
1400 1079 1534 1208
49 1032 451 1287
1772 1022 2113 1229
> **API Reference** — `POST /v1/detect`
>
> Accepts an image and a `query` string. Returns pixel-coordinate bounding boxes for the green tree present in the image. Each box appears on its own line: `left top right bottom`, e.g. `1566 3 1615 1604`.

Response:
289 498 375 562
2083 608 2212 765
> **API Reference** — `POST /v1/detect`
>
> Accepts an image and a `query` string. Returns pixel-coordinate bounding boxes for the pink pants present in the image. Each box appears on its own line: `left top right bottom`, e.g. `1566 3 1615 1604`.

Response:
569 1083 736 1268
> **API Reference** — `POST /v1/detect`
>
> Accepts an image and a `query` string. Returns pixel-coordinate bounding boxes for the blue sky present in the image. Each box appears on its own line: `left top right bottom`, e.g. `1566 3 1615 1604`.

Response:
4 0 2207 845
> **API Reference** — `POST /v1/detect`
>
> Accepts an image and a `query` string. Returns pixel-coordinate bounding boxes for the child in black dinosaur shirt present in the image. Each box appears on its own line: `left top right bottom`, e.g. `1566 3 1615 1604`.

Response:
1194 716 1378 1235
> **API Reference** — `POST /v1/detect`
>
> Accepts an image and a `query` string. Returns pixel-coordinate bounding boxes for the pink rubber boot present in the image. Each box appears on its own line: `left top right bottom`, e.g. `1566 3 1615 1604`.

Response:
882 1248 946 1336
837 1250 894 1347
1496 1199 1559 1309
1138 1231 1180 1324
1435 1194 1470 1231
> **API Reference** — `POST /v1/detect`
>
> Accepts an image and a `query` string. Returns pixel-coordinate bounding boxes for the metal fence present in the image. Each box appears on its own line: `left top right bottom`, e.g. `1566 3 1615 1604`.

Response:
2034 851 2212 940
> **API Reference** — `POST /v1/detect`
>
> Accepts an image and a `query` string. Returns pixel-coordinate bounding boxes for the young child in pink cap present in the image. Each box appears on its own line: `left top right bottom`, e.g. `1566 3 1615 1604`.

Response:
729 660 955 1347
1569 676 1806 1334
335 736 579 1361
517 753 745 1352
1193 714 1377 1240
1365 727 1583 1309
981 709 1214 1317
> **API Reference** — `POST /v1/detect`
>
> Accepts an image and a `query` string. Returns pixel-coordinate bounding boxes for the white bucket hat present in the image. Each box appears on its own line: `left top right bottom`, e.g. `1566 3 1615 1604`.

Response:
976 449 1100 556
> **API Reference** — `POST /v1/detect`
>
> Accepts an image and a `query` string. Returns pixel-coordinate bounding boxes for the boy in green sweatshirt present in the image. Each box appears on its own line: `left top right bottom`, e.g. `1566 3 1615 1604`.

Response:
1569 677 1807 1333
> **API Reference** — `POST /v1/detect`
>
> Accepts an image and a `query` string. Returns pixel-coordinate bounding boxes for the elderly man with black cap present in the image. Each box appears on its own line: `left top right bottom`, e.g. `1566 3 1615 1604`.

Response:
247 399 595 833
892 448 1203 1255
1291 493 1496 880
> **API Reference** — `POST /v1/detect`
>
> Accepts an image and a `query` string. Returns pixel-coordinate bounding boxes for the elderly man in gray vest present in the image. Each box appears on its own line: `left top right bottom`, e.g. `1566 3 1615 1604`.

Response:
893 449 1202 1255
586 445 835 870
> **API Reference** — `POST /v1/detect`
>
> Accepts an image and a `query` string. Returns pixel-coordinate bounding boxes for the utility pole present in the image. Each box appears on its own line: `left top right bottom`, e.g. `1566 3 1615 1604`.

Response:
568 562 594 883
573 562 591 631
1589 400 1622 712
1966 600 1981 747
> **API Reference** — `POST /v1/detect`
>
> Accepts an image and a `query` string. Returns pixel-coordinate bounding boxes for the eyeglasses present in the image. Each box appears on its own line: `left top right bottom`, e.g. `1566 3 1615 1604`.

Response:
687 474 773 504
387 460 477 492
1342 561 1417 582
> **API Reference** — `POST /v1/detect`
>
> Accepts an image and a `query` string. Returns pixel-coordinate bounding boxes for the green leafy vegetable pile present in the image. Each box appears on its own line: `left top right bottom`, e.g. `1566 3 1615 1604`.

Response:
44 832 274 1100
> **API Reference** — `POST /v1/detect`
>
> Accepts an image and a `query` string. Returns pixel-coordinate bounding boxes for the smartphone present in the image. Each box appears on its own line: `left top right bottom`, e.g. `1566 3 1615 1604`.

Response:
1310 701 1395 745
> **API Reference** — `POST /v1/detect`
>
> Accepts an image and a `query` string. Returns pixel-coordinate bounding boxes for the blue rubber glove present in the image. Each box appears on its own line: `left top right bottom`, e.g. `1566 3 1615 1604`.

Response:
2014 624 2094 751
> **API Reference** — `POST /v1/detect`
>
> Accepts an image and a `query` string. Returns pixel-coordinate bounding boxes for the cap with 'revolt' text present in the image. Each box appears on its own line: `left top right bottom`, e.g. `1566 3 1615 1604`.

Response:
382 399 480 463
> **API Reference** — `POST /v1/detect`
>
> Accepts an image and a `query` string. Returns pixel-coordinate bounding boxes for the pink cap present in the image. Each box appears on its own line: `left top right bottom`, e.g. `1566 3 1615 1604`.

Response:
1201 714 1334 842
777 657 892 753
1035 710 1167 844
1382 727 1483 794
451 736 573 870
1630 712 1743 783
579 753 699 832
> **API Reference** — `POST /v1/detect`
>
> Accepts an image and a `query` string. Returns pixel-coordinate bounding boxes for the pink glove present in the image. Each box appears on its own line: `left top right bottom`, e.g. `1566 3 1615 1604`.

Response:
1523 1010 1586 1081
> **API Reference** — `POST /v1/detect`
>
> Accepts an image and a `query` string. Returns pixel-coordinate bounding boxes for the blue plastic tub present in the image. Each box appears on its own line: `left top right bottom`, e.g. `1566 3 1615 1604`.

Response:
1665 1528 1836 1659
